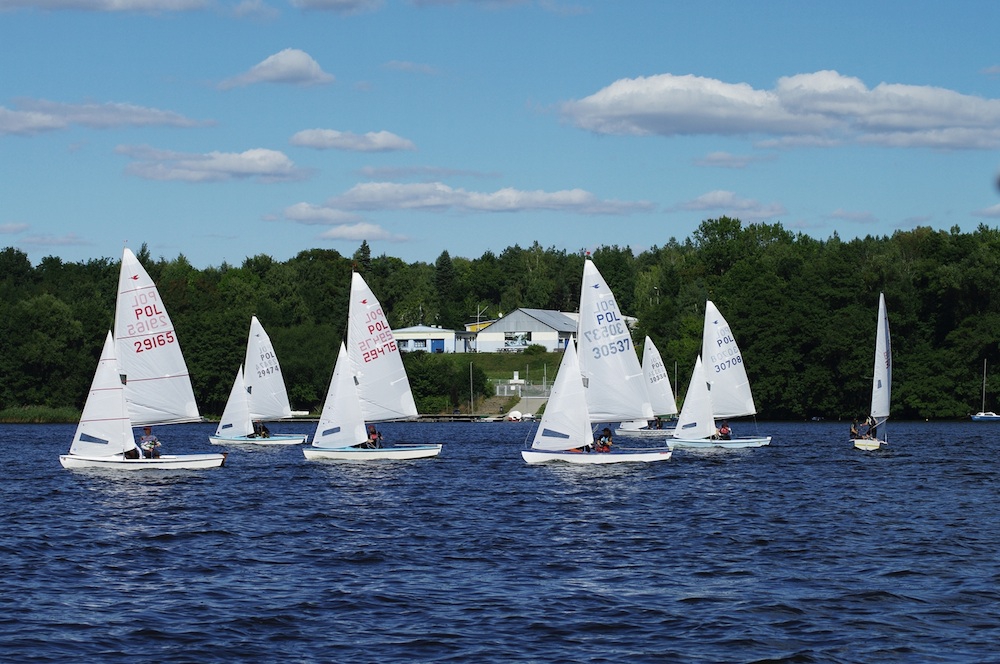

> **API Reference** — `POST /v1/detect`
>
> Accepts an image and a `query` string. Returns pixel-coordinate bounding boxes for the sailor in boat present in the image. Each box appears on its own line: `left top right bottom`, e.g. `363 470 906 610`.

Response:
361 425 383 449
594 427 614 453
865 414 878 440
849 419 860 439
717 421 732 440
139 426 162 458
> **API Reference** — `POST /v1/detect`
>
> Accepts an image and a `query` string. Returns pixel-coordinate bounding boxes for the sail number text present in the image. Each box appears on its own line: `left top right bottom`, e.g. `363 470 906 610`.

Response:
133 331 175 354
592 338 631 359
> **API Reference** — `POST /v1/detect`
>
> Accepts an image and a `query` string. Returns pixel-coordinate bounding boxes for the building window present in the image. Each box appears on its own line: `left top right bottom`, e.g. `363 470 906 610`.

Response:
414 339 427 349
504 331 531 348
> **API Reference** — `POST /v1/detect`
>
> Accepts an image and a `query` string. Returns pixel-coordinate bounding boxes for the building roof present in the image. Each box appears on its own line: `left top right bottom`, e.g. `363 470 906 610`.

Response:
480 308 578 334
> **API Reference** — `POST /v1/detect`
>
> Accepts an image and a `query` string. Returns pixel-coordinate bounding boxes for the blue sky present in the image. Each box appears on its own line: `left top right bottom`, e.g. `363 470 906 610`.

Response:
2 0 999 268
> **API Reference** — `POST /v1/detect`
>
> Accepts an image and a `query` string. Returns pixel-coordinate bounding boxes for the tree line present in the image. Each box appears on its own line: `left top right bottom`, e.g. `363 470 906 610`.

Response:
2 217 999 420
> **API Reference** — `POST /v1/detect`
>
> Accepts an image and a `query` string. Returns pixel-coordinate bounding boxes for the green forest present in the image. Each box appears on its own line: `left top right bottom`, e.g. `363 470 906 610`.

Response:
2 216 999 421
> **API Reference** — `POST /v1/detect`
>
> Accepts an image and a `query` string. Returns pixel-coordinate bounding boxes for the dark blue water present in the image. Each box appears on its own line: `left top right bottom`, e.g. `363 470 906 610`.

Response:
2 420 999 662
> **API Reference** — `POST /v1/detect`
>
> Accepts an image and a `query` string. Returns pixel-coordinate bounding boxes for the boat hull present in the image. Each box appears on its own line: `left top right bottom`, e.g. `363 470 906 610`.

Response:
209 434 307 445
971 412 1000 421
668 436 771 450
852 438 886 451
59 453 227 470
521 448 671 464
613 427 674 438
303 444 442 461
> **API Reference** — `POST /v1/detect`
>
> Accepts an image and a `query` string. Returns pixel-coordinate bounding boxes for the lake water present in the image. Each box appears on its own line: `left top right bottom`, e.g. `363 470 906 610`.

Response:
2 420 998 662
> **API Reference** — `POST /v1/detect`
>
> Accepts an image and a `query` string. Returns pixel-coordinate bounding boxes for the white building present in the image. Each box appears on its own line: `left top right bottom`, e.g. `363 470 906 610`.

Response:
475 308 578 353
394 325 457 353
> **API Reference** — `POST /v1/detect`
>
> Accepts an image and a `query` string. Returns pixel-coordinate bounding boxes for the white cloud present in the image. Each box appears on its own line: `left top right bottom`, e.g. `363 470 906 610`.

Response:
290 129 416 152
326 181 653 214
19 232 89 247
318 222 406 241
972 203 1000 218
562 70 1000 150
693 151 775 169
0 223 30 234
118 145 304 182
356 165 498 181
674 190 786 221
220 49 334 89
289 0 383 12
284 203 365 224
1 99 202 135
0 0 206 10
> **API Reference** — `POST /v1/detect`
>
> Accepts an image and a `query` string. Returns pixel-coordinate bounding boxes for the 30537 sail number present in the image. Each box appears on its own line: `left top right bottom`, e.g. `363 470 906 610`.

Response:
592 338 631 358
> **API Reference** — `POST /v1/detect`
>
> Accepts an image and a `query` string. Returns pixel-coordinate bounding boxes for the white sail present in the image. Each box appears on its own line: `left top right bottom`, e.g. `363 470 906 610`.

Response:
530 341 593 451
69 331 139 458
214 366 254 439
870 292 891 419
576 260 653 422
701 300 756 418
244 315 293 420
313 343 368 448
642 336 677 416
114 247 200 425
673 356 717 440
346 271 418 422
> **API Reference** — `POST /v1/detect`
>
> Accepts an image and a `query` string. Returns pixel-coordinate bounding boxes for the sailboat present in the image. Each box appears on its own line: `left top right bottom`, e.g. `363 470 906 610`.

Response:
523 258 670 463
853 292 891 451
59 331 226 470
65 246 227 468
972 359 1000 421
670 300 771 449
209 317 308 445
615 336 677 437
304 272 442 461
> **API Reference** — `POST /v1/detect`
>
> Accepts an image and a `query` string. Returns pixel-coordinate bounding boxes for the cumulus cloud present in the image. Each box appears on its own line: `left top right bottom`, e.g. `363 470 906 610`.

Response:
19 232 89 247
220 49 334 89
289 0 383 12
972 203 1000 218
284 203 365 224
324 181 653 214
674 190 786 221
318 222 406 241
693 151 775 169
356 165 498 181
290 129 416 152
0 223 30 234
561 70 1000 150
0 99 203 135
0 0 206 10
118 145 305 182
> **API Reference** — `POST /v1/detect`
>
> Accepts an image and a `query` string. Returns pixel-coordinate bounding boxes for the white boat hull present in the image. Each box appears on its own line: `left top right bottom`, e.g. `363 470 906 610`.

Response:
668 436 771 450
303 444 442 461
59 453 227 470
613 427 674 438
521 448 672 464
852 438 886 451
209 434 307 445
972 411 1000 421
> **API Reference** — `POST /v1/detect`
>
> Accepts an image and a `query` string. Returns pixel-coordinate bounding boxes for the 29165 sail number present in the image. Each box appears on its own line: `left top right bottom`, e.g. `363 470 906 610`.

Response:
133 331 175 353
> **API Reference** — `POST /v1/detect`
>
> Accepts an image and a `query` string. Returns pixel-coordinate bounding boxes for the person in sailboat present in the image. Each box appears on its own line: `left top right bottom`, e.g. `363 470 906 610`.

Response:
850 419 860 439
594 427 614 453
251 420 271 438
718 421 732 440
866 414 877 440
139 426 162 458
363 425 383 449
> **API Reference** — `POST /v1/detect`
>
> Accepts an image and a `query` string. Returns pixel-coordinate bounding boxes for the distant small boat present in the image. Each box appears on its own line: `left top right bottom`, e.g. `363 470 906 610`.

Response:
615 336 677 437
972 359 1000 421
853 293 891 451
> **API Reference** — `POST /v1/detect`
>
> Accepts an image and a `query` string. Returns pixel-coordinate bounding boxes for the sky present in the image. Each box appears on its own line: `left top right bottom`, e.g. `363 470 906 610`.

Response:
2 0 1000 269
